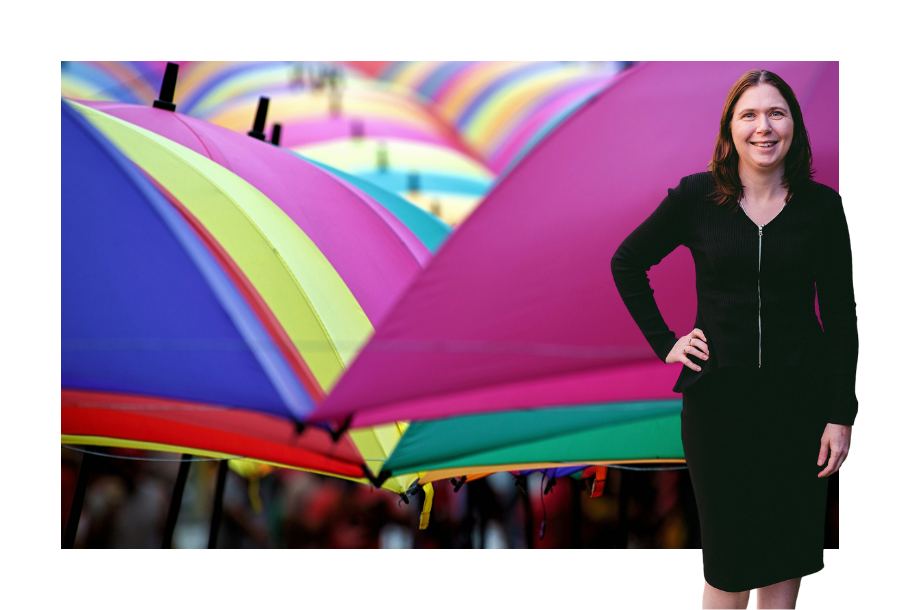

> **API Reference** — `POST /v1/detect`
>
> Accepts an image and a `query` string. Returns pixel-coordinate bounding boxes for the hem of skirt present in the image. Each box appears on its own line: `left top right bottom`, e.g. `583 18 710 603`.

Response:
705 560 824 593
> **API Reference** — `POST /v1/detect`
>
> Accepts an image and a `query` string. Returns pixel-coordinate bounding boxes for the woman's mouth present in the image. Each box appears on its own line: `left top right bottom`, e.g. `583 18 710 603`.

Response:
751 141 778 148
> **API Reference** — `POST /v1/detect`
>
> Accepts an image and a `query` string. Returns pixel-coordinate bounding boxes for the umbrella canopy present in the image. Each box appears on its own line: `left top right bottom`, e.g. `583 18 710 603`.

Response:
62 99 316 420
383 398 683 482
310 61 839 431
68 100 368 392
63 99 425 492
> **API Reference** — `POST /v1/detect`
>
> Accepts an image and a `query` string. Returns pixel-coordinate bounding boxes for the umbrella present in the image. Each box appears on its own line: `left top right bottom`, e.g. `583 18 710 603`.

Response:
68 100 369 392
378 61 628 174
62 99 316 420
309 62 839 435
64 98 428 494
62 100 367 482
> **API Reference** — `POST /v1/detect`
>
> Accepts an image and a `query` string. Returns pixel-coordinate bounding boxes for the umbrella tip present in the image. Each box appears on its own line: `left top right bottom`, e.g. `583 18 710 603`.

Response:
270 123 281 146
248 96 269 141
152 62 179 112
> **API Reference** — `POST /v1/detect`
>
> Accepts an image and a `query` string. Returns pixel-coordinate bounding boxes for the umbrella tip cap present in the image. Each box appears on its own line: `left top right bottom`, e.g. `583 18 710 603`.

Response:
153 62 179 112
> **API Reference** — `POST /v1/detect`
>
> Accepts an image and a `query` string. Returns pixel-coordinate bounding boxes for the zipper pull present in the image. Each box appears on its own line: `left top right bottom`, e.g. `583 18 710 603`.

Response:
759 226 763 236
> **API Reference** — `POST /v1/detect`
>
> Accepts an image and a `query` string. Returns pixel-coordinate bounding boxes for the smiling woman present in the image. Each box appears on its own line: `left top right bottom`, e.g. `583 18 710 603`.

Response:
611 68 857 609
710 69 812 212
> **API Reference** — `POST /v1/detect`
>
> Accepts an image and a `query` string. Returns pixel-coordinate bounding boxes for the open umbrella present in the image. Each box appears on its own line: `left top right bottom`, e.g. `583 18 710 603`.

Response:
62 100 361 477
69 100 368 392
310 62 839 437
64 98 430 495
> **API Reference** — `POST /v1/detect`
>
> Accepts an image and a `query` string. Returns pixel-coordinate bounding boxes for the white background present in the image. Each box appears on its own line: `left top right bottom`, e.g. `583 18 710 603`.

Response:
9 1 895 608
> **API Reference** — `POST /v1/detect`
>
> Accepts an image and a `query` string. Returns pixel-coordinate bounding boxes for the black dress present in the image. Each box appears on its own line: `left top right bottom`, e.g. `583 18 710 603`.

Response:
610 172 858 592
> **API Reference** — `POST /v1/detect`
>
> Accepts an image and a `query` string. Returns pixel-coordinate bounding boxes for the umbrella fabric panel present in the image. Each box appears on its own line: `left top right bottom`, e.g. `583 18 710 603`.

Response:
62 390 366 477
298 155 453 254
80 101 430 328
61 101 308 418
383 400 683 474
311 61 838 426
70 102 367 392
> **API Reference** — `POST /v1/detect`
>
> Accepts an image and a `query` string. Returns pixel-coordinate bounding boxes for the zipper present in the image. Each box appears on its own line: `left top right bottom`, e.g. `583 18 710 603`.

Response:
740 198 787 368
757 225 762 368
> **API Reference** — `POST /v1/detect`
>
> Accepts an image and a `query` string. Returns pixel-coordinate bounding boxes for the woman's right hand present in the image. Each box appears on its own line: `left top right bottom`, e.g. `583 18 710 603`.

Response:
665 328 709 371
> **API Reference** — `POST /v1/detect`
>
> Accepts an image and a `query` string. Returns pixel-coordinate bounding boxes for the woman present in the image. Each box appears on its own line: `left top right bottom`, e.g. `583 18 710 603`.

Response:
610 69 857 609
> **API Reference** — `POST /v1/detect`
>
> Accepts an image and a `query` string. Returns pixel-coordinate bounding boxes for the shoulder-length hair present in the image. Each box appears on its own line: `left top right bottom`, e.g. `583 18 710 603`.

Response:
708 69 815 211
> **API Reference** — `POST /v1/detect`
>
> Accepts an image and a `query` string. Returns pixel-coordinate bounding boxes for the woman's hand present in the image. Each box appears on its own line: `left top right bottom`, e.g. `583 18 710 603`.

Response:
665 328 709 371
818 424 851 477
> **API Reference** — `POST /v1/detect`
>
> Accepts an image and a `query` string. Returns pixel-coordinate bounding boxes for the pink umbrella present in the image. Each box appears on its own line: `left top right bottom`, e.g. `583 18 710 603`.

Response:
309 61 838 428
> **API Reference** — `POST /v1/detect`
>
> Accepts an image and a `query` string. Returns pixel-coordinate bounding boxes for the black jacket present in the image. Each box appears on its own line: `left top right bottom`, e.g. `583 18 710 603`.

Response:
611 171 858 426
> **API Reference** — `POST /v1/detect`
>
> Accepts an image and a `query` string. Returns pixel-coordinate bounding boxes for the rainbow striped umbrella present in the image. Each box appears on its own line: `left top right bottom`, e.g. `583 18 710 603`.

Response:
63 98 439 493
377 61 628 174
62 101 370 479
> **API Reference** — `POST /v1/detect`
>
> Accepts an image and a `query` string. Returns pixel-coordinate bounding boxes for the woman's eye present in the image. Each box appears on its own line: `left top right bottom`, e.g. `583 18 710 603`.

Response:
771 111 784 117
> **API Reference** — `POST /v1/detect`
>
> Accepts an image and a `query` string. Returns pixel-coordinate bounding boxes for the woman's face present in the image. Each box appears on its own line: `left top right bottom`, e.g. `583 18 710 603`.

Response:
730 83 794 174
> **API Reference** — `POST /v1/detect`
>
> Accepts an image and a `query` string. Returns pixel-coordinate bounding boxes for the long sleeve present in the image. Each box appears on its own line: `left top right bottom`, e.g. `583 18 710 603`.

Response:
816 196 859 426
611 180 688 363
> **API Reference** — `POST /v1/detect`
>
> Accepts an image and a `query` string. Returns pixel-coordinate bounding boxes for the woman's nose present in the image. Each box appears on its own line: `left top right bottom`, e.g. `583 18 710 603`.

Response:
756 116 772 133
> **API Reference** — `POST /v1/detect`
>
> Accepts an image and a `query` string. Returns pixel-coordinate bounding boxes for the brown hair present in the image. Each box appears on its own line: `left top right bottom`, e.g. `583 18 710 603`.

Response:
708 69 815 210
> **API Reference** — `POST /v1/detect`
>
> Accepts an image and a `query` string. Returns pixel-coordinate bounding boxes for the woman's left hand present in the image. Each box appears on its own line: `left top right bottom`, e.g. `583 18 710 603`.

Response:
817 423 852 477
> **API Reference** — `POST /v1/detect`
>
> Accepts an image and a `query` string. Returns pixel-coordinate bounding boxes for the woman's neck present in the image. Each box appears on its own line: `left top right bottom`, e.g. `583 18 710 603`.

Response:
738 162 789 205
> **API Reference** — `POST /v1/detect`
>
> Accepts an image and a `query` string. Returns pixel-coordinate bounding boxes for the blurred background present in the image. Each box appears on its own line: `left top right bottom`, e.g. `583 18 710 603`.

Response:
61 445 839 548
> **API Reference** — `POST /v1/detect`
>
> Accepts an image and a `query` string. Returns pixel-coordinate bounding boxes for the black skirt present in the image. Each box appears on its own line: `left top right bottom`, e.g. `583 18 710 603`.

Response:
681 364 832 592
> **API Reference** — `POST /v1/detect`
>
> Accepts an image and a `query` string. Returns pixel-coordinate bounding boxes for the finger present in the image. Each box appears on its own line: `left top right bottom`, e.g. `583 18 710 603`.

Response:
681 355 701 372
692 340 710 356
694 328 707 343
819 449 840 477
817 440 829 466
688 347 709 360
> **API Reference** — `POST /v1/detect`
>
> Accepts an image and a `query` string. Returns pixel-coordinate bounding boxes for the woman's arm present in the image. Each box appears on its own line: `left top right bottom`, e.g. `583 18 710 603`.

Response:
610 179 688 362
816 194 859 426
